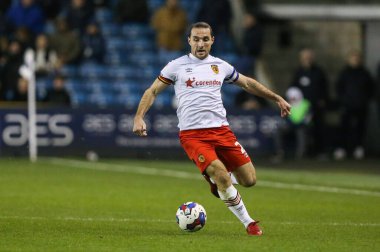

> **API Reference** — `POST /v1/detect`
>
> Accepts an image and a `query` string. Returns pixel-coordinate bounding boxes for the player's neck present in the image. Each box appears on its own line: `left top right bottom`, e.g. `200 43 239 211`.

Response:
189 53 210 61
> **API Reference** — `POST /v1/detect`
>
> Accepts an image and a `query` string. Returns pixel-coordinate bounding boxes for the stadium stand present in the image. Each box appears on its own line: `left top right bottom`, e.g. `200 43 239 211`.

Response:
0 0 238 109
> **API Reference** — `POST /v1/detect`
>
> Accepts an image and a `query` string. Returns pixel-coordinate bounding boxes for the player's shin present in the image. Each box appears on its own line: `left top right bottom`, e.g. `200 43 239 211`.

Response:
218 185 254 228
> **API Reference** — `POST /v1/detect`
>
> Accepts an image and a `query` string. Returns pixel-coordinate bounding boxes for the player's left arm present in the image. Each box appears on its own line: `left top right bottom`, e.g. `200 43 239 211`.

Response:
235 74 291 117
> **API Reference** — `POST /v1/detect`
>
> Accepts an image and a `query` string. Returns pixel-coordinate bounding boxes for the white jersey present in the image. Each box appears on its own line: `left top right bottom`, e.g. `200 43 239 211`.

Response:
158 53 240 130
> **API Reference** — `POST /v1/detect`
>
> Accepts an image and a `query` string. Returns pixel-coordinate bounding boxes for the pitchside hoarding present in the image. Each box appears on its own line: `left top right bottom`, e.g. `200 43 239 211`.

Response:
0 108 282 157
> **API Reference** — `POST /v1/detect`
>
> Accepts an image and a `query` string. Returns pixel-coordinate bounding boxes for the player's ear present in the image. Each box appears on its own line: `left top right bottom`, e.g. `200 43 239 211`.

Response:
188 36 191 45
211 36 215 45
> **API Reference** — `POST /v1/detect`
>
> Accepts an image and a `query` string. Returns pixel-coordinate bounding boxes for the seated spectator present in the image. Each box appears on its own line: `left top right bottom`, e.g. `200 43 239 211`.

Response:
151 0 187 66
113 0 149 24
25 33 58 77
13 77 29 101
43 74 71 106
49 18 82 65
0 40 24 100
6 0 45 35
63 0 95 34
82 22 105 64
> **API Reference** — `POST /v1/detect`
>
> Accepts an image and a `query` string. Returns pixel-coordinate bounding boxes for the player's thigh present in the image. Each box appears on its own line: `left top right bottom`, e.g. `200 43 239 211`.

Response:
179 137 218 173
232 162 257 187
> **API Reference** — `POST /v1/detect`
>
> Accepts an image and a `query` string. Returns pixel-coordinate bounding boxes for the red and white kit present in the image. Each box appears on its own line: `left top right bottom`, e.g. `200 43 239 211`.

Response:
158 53 251 172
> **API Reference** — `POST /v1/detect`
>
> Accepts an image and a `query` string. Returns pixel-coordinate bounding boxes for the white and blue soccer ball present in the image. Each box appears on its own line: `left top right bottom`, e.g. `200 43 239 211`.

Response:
176 202 207 232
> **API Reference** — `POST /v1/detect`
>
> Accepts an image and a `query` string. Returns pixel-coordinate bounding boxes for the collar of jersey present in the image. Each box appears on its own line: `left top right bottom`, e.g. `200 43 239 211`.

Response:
189 53 210 62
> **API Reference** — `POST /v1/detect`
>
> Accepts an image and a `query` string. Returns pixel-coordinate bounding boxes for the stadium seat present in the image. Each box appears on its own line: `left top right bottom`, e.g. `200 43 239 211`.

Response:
88 93 115 108
100 23 121 37
95 8 113 23
128 52 157 67
79 63 107 79
153 92 173 109
106 66 137 80
59 65 78 77
121 23 154 39
104 51 130 65
70 92 87 107
124 38 156 53
115 93 141 109
105 36 125 51
147 0 165 12
83 81 114 94
139 65 161 80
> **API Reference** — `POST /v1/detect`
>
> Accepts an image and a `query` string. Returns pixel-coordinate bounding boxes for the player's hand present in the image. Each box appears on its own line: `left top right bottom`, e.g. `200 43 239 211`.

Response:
133 117 148 137
276 96 291 118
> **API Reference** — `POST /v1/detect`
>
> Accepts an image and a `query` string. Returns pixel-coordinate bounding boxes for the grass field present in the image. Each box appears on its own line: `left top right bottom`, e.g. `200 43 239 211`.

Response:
0 157 379 251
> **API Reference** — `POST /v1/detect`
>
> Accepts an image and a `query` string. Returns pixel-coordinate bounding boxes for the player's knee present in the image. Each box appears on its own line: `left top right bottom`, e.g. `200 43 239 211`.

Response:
207 161 231 187
241 175 256 187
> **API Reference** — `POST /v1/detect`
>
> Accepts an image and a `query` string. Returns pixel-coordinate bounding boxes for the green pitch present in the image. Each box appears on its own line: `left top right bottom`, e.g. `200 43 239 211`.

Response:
0 158 379 251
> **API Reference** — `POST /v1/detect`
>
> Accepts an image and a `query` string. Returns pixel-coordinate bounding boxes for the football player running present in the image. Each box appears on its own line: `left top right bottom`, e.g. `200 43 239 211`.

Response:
133 22 291 235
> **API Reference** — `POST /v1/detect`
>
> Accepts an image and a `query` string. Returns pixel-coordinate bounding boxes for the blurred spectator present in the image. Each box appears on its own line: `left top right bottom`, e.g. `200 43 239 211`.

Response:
333 51 374 160
43 74 71 106
63 0 95 34
81 22 105 64
13 77 29 101
49 18 82 65
35 0 65 21
0 0 12 35
271 87 312 163
0 36 8 63
25 33 58 77
0 0 12 13
113 0 149 24
197 0 232 53
151 0 187 65
290 48 329 158
5 0 45 35
234 90 268 110
13 27 33 49
236 13 263 77
0 40 24 100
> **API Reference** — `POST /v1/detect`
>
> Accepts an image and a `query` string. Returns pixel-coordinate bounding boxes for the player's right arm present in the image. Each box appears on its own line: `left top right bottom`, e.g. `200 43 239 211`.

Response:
133 78 168 136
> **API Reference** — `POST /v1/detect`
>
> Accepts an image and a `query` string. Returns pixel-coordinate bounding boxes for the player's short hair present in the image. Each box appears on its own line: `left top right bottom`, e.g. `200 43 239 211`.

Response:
187 22 214 38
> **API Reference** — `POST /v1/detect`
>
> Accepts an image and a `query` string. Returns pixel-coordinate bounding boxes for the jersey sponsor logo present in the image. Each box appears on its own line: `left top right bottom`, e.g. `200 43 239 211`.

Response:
211 65 219 74
185 77 222 88
186 77 195 88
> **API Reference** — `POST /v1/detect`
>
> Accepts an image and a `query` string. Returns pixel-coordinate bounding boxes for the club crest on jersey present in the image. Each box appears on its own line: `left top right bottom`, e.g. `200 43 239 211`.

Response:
211 65 219 74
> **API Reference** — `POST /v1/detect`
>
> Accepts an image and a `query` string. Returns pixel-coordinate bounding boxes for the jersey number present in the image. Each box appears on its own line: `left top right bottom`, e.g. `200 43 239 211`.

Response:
235 141 248 157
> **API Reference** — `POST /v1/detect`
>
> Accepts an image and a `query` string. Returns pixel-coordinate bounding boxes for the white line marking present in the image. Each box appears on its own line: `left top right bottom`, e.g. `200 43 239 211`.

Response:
45 158 380 197
1 215 379 227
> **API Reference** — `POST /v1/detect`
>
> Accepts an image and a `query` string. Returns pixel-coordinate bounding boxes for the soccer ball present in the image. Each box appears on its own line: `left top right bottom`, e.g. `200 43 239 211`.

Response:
176 202 207 232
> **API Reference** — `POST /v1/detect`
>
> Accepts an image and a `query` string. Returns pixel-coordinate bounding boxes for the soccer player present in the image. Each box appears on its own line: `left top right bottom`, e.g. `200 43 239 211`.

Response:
133 22 291 235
